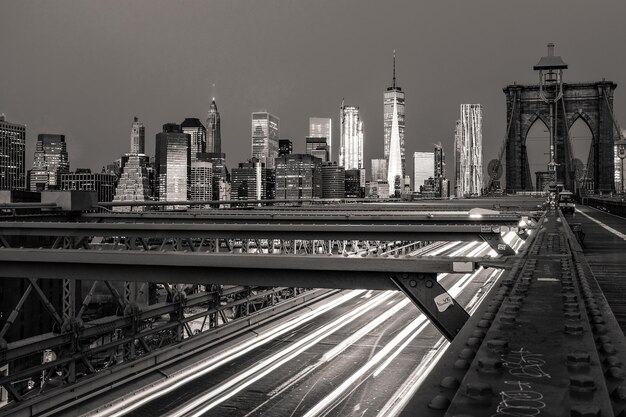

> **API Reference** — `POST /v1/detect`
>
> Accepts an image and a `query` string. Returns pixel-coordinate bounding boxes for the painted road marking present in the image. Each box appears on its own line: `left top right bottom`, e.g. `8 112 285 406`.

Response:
576 208 626 241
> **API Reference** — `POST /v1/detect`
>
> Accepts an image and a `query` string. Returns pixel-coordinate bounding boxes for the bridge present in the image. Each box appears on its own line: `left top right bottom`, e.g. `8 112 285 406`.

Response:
1 193 626 417
3 45 626 417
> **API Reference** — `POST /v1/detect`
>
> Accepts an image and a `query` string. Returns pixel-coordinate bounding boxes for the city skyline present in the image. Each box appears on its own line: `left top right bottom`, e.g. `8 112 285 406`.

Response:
1 1 626 185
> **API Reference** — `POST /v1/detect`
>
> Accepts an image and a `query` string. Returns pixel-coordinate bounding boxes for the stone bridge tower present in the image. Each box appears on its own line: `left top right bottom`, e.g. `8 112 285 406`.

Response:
503 45 618 194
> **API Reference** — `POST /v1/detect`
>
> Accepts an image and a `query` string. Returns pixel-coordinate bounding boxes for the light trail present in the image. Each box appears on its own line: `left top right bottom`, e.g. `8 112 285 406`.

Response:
320 298 411 363
84 290 367 417
377 337 449 417
165 240 487 416
449 241 480 257
165 292 398 417
95 230 528 417
243 297 413 414
380 248 507 417
421 241 461 257
301 314 430 417
302 244 492 417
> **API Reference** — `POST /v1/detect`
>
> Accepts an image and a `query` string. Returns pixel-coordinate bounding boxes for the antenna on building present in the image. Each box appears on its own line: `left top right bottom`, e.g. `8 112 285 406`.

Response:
393 50 396 89
211 83 216 102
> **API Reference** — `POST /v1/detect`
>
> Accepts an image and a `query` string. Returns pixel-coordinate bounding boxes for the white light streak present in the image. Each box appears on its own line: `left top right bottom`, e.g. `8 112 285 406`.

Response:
167 292 397 417
87 290 366 417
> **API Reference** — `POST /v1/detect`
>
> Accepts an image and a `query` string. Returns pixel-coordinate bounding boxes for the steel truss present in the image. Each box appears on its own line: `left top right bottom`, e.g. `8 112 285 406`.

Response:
0 279 324 413
0 247 505 410
0 217 533 256
0 208 540 414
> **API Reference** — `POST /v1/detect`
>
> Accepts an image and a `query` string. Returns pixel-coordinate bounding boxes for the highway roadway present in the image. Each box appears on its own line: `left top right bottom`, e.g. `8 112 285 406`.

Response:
82 234 525 417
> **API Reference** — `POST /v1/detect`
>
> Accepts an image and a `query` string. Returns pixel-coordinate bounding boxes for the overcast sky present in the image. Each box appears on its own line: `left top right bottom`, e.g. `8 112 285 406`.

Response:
2 0 626 182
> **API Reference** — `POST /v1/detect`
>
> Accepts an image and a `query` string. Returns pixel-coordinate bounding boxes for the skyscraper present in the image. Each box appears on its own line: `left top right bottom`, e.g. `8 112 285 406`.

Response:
321 162 345 198
275 154 322 199
206 152 228 201
309 117 332 161
305 137 329 162
455 104 483 197
155 123 191 206
28 134 70 191
190 158 213 207
434 144 446 179
0 114 26 190
384 51 406 177
371 159 388 182
231 159 266 201
112 154 151 212
339 101 363 170
279 139 293 156
252 112 279 169
130 117 145 155
344 169 364 198
61 169 116 202
434 143 448 198
454 120 462 197
206 99 221 153
413 152 435 193
386 97 403 195
181 118 206 160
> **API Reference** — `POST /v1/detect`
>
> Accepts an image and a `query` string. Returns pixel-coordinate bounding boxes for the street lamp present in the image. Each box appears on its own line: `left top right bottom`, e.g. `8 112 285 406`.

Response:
616 140 626 194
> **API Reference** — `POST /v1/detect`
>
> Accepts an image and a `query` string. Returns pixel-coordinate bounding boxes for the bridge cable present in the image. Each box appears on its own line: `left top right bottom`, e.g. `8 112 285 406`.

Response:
561 96 576 188
603 88 626 141
489 90 518 191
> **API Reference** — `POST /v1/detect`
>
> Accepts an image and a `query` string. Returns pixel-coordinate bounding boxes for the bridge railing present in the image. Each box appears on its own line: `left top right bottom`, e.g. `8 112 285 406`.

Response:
582 196 626 217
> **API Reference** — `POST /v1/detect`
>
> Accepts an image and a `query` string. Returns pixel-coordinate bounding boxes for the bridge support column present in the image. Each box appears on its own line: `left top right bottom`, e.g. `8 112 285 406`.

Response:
480 233 515 256
391 273 470 341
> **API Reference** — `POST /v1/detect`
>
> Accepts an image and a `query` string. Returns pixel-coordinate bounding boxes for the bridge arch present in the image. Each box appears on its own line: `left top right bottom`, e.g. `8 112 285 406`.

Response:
523 114 551 190
568 114 595 191
503 81 617 193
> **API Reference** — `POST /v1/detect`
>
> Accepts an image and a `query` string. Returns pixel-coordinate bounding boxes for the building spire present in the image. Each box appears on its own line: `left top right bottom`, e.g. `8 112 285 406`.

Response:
393 50 396 89
211 83 216 102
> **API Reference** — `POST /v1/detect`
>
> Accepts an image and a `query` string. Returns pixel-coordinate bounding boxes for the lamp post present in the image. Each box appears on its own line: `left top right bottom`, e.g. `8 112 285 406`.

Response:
617 140 626 194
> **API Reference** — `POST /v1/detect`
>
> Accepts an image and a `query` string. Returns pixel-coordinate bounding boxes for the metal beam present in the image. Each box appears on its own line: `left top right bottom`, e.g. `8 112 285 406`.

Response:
480 232 516 255
0 249 481 288
0 221 520 242
391 273 470 340
85 212 528 225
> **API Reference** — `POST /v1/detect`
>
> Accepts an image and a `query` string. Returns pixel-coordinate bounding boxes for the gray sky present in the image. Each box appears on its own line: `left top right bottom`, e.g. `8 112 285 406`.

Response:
2 0 626 182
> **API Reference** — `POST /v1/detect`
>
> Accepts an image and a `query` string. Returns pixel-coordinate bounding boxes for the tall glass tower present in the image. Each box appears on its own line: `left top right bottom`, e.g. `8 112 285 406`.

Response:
371 158 388 182
413 151 435 192
130 117 145 155
181 118 207 161
339 100 363 170
309 117 332 161
0 114 26 190
386 98 403 195
384 51 406 177
455 104 483 197
207 99 221 154
155 123 191 207
251 112 280 169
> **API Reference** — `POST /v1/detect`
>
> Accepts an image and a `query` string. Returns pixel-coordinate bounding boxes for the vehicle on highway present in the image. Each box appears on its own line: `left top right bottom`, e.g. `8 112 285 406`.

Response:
557 191 576 214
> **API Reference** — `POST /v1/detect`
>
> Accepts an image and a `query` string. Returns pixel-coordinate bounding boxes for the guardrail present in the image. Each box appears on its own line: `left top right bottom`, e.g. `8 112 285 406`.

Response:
582 196 626 217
